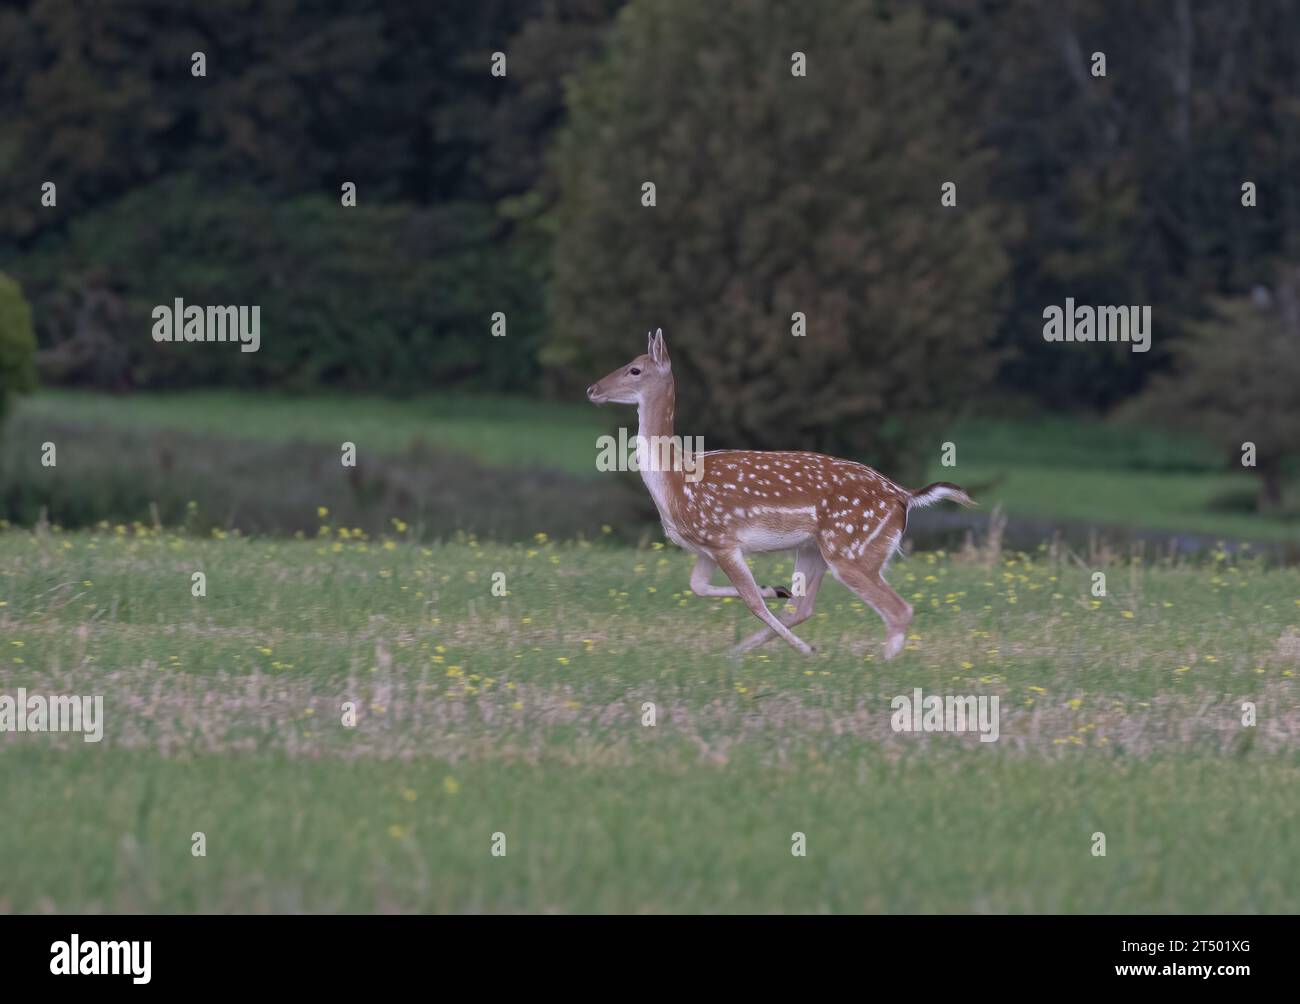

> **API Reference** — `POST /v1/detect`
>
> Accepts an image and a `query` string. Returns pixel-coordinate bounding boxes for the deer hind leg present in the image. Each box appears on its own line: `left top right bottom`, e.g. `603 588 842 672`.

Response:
712 549 814 656
731 543 827 655
689 554 790 599
822 527 913 660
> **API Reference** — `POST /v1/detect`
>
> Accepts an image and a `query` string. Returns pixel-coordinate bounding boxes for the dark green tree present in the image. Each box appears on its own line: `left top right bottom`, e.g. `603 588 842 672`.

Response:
1128 265 1300 512
943 0 1300 409
547 0 1011 478
0 0 588 394
22 176 545 392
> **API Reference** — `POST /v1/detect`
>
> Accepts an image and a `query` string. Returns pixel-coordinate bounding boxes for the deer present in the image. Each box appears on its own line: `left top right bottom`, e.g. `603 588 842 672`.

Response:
587 329 975 660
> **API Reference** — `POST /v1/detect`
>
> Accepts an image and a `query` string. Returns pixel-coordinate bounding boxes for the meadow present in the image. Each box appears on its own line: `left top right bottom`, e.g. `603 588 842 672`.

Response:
6 390 1296 545
2 522 1299 912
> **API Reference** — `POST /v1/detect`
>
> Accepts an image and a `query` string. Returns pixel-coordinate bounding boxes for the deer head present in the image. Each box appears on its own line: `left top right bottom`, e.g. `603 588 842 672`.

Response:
586 328 671 406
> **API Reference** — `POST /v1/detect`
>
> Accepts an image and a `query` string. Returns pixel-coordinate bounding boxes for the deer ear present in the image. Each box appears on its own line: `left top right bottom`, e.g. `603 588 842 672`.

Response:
651 328 668 366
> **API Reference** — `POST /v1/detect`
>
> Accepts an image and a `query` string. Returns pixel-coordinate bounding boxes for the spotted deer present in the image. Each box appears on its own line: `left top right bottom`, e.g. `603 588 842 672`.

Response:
587 329 975 659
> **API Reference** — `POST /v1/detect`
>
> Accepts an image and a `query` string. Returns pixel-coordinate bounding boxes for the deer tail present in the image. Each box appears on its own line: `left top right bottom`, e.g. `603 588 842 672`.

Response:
908 482 976 509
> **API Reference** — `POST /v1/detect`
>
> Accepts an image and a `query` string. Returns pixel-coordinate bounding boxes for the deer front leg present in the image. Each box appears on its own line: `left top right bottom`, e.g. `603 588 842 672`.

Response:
689 554 789 600
731 543 827 655
712 549 813 656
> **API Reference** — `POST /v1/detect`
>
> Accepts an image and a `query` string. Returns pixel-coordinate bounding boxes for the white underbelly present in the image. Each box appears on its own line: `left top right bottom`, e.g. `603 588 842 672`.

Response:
736 524 814 553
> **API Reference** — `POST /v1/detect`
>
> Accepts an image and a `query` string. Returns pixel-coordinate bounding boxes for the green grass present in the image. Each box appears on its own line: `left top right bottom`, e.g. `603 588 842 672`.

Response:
936 415 1223 473
3 527 1299 912
927 416 1300 543
940 463 1294 541
14 390 1298 542
17 388 605 476
6 749 1296 913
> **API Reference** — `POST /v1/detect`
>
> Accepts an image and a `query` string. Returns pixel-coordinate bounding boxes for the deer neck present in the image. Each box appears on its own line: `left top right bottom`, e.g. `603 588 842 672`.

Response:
636 382 685 523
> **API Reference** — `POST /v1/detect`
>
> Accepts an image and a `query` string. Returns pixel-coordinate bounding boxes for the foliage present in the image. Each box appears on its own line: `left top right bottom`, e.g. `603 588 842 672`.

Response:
0 0 598 393
948 0 1300 408
4 0 1300 420
547 0 1012 479
18 175 544 391
0 271 37 418
1126 265 1300 511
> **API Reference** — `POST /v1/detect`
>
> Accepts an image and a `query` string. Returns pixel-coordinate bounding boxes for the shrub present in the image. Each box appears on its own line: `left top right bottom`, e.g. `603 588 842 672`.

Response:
0 271 37 418
546 0 1011 478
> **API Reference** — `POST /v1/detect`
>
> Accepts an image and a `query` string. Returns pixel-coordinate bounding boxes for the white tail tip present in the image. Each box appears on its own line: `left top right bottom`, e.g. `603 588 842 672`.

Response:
909 482 976 509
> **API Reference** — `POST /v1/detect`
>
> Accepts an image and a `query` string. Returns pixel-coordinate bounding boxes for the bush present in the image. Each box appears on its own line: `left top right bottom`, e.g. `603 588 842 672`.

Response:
9 174 545 393
0 271 37 418
546 0 1011 479
1125 265 1300 512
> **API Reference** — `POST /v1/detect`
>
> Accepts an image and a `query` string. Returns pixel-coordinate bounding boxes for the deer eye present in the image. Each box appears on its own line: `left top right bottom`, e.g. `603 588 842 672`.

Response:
629 367 641 376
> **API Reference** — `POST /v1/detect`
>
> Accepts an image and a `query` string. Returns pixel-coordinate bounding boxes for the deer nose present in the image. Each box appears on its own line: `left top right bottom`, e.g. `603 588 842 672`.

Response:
586 384 597 399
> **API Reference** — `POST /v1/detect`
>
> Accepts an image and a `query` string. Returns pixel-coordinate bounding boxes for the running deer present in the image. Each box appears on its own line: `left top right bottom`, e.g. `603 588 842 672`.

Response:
587 329 975 659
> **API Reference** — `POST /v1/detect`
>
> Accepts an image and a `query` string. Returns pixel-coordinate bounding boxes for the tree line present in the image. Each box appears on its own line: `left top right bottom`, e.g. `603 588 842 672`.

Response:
1 0 1296 495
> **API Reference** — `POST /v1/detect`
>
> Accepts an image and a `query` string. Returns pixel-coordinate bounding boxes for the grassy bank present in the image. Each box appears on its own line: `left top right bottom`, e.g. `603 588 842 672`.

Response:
2 527 1297 911
5 390 1296 543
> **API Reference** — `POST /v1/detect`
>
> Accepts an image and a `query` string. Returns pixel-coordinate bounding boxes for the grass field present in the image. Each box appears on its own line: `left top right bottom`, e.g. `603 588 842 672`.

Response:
17 389 603 474
10 390 1297 542
3 524 1299 912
